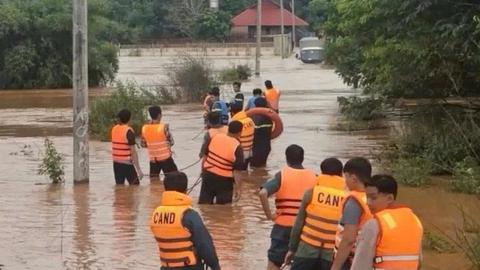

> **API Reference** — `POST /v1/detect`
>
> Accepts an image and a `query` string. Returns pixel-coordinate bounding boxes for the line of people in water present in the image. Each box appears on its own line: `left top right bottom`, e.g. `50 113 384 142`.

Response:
110 80 423 270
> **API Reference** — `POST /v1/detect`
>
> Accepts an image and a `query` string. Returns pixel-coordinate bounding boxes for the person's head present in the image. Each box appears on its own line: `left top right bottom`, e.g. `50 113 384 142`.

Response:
117 109 131 124
343 157 372 191
148 105 162 121
207 111 221 126
366 174 398 213
228 120 243 136
285 144 304 166
164 171 188 193
265 80 273 89
230 101 243 115
233 81 241 92
254 97 268 108
253 88 262 96
320 158 343 176
211 87 220 97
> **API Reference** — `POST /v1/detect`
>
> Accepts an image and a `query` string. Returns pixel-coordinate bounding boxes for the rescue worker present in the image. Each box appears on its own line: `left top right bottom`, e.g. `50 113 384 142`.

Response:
330 157 373 270
351 175 423 270
211 87 229 125
150 171 221 270
231 81 244 108
111 109 143 185
251 97 273 168
263 80 281 113
245 88 263 111
258 145 317 270
199 111 228 158
141 105 178 180
199 121 244 205
284 158 346 270
230 102 255 170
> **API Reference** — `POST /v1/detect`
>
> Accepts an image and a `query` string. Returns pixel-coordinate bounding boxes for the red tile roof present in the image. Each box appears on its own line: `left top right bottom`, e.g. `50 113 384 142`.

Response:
231 0 308 27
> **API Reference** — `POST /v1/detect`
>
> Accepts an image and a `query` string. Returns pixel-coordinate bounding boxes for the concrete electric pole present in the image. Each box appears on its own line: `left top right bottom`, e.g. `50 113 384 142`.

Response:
280 0 285 58
292 0 296 48
73 0 89 184
255 0 262 76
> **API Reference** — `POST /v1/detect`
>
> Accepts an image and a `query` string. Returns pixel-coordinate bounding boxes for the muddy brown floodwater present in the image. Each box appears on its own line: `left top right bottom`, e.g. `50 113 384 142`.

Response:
0 55 478 270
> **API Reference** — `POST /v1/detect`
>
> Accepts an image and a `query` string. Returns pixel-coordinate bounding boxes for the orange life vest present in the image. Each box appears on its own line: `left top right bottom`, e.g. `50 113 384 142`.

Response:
334 190 372 259
300 175 346 249
264 87 280 111
111 124 133 162
150 191 197 268
231 111 254 152
142 123 172 162
208 125 228 139
275 167 317 227
373 206 423 270
203 133 240 178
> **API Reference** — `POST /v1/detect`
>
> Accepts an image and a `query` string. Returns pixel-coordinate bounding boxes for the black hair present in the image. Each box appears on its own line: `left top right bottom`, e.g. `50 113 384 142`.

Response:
230 101 243 114
367 174 398 199
211 87 220 97
265 80 273 89
320 158 343 176
228 120 243 134
253 88 262 95
207 111 221 126
117 109 131 124
343 157 372 184
254 97 268 108
233 81 241 87
286 144 304 166
148 105 162 120
164 171 188 193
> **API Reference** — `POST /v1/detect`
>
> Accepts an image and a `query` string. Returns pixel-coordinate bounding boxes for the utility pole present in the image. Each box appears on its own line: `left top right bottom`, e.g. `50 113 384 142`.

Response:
255 0 262 76
291 0 296 48
280 0 285 58
73 0 89 184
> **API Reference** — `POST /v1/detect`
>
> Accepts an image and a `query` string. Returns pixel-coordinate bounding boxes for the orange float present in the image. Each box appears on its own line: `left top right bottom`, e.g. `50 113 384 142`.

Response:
245 107 283 139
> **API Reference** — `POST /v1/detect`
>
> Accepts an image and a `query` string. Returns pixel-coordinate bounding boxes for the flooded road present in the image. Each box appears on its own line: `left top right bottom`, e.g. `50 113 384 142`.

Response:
0 55 477 269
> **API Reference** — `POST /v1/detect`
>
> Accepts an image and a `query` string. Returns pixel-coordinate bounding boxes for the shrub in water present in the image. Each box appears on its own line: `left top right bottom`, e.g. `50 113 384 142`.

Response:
423 230 455 253
337 96 385 121
451 158 480 195
38 138 65 184
392 156 432 187
219 65 252 83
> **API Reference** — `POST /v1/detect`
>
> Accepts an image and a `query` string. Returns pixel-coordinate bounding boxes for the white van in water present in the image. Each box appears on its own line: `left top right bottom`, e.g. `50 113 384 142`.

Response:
297 37 324 63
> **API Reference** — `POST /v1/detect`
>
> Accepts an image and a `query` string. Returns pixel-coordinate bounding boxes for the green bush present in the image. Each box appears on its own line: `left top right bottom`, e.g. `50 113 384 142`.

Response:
392 156 432 187
168 56 217 102
451 158 480 195
38 138 65 184
89 81 175 140
423 230 455 253
219 65 252 83
337 96 385 121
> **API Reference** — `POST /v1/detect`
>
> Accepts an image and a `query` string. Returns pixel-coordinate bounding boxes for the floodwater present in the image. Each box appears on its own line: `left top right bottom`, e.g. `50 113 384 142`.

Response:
0 55 478 270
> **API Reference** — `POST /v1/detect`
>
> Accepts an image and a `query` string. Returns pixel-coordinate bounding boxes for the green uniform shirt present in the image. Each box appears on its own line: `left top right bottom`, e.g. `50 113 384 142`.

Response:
289 189 334 261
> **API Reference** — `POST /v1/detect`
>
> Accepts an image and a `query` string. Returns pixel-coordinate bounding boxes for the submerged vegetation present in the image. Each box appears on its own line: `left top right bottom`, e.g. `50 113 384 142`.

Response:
38 138 65 184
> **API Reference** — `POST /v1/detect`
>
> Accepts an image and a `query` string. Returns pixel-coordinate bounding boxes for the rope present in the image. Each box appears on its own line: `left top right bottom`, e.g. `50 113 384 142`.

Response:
144 158 202 177
186 174 203 195
191 128 205 140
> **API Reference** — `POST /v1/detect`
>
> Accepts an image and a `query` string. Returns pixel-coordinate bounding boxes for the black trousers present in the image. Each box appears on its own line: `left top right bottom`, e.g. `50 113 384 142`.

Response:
198 171 234 204
149 157 178 178
113 162 139 185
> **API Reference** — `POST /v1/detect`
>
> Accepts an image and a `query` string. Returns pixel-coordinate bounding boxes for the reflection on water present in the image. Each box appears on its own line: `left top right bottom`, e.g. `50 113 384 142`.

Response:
0 84 478 270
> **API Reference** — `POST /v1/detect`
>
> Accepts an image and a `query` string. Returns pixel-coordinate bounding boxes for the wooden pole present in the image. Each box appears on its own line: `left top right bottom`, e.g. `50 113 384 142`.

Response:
73 0 89 184
255 0 262 76
280 0 285 58
292 0 296 48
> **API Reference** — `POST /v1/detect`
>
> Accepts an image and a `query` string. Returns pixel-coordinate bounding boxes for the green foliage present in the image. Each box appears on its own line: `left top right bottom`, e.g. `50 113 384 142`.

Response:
89 81 175 140
219 65 252 83
423 230 455 253
168 56 216 103
320 0 480 98
452 211 480 268
0 0 118 89
194 10 231 41
38 138 65 184
392 156 432 187
337 96 385 121
451 158 480 195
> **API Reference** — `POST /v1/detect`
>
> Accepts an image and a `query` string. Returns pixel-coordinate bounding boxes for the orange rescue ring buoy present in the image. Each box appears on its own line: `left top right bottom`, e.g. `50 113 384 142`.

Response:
246 108 283 139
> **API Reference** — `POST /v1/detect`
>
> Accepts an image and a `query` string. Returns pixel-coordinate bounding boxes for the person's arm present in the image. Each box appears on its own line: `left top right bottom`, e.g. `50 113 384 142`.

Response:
183 210 221 270
350 219 378 270
165 124 174 146
199 133 211 159
331 198 363 270
258 172 281 220
127 130 143 179
232 146 244 201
